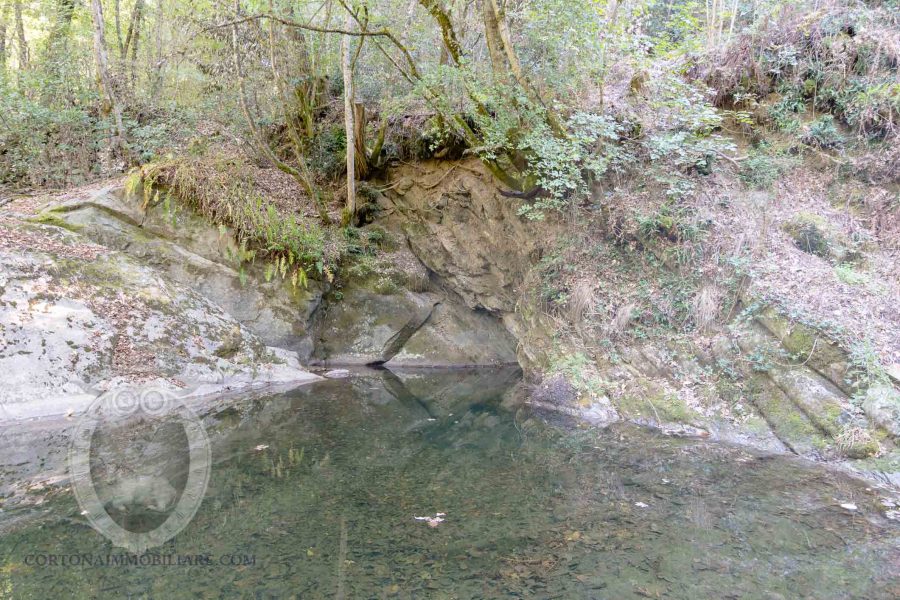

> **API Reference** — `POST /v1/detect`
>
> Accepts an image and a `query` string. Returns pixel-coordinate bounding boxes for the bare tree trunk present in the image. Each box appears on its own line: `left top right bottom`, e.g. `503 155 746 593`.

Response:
489 0 529 91
399 0 418 45
150 0 163 95
705 0 711 47
489 0 565 136
481 0 507 81
14 0 26 72
123 0 145 58
716 0 724 45
418 0 463 64
46 0 76 79
341 11 356 225
128 15 141 88
706 0 722 48
729 0 739 36
607 0 620 24
123 0 144 88
90 0 127 156
114 0 123 59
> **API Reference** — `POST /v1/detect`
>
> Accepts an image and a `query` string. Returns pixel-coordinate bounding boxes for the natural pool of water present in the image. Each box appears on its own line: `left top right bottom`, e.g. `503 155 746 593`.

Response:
0 368 898 599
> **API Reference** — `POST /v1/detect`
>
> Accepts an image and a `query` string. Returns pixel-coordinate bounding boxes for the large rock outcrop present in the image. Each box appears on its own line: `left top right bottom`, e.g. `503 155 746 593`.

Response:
0 212 319 420
45 187 323 359
380 160 558 373
371 159 900 478
37 186 519 370
383 164 541 314
310 243 518 367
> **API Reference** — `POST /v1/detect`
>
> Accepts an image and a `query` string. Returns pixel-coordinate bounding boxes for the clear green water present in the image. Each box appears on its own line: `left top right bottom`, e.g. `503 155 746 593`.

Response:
1 369 898 599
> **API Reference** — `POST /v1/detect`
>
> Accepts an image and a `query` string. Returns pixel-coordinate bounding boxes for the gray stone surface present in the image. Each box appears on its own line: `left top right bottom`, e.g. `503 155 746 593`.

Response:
50 189 322 359
0 218 319 421
311 251 518 367
863 385 900 439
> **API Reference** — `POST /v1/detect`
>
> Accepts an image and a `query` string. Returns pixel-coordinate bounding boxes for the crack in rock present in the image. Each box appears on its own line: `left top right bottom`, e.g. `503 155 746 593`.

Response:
370 301 440 365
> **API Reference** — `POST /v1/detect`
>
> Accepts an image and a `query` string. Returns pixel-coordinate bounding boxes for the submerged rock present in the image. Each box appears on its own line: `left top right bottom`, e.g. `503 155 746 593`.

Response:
526 372 620 427
531 373 579 406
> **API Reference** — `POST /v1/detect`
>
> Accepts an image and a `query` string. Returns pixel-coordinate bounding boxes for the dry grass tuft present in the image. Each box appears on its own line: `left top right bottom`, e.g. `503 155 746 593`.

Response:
568 279 598 336
608 302 636 338
836 425 879 459
692 284 722 332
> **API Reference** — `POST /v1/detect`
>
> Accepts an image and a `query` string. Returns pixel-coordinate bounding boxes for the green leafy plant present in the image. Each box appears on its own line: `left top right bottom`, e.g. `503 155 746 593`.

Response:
835 263 866 285
846 341 891 392
803 115 843 149
768 91 806 132
739 146 795 190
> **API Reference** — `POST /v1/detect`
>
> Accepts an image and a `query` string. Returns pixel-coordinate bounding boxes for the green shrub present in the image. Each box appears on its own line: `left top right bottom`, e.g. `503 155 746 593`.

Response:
841 81 900 139
739 148 794 190
768 91 806 132
0 80 100 187
802 115 843 149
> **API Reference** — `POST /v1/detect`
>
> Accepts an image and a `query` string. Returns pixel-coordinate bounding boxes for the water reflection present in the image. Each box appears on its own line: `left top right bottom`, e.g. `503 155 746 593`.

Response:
0 367 898 599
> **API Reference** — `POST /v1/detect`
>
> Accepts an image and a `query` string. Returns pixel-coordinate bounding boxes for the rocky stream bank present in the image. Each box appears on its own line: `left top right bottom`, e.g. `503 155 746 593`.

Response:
1 159 899 491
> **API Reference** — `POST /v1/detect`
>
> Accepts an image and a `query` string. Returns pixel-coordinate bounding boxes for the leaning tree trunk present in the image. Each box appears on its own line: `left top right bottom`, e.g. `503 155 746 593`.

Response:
90 0 127 157
481 0 508 82
150 0 164 95
488 0 565 137
122 0 144 89
341 12 356 225
231 0 330 224
114 0 123 58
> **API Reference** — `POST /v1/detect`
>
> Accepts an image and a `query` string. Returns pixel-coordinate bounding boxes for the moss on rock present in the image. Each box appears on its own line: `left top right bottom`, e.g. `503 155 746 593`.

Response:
783 213 831 258
30 210 83 233
615 378 700 425
746 375 834 455
756 308 851 394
